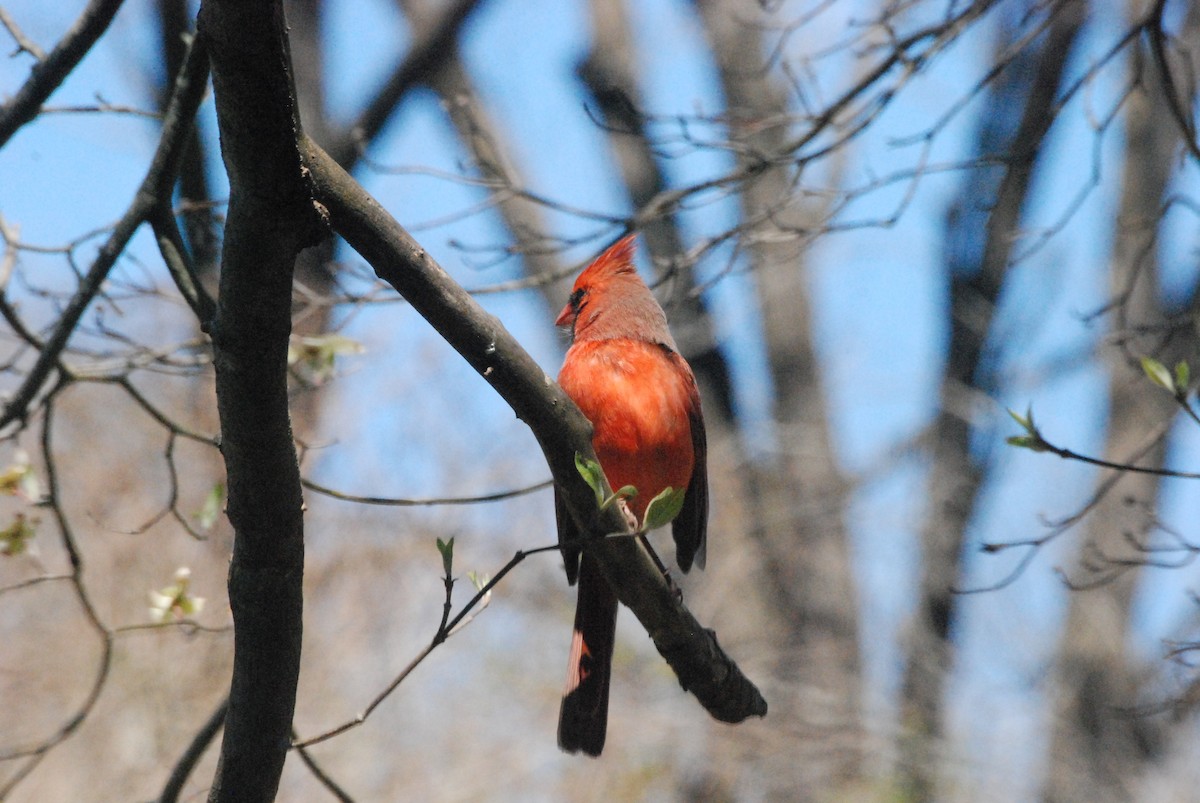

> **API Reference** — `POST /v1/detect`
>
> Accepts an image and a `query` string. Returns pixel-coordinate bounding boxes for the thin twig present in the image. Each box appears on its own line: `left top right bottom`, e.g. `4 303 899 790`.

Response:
301 476 552 506
291 735 355 802
0 573 74 596
0 32 211 435
39 102 160 118
1026 436 1200 480
0 7 46 60
0 0 127 148
292 543 559 749
965 418 1176 593
0 394 114 799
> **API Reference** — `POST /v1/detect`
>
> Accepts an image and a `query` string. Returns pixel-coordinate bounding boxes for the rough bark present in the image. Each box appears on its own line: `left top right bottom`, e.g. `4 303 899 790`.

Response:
198 0 323 799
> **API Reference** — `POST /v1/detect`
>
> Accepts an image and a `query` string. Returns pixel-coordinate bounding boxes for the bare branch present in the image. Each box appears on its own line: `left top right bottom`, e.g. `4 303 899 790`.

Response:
967 418 1176 593
0 7 46 61
302 476 552 507
292 542 526 750
0 32 212 435
0 397 114 799
1148 0 1200 164
157 697 229 803
291 737 354 802
0 0 126 148
326 0 489 169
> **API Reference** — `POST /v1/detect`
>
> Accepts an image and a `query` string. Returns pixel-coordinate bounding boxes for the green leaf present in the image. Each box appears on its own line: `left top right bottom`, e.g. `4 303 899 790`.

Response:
436 537 454 576
0 513 36 556
1006 407 1031 431
195 482 225 531
642 486 686 531
1006 435 1049 453
1176 361 1190 393
574 453 607 506
1141 356 1174 392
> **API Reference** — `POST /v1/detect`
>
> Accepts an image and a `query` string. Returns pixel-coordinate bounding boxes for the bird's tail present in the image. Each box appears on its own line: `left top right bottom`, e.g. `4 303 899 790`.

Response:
558 554 618 756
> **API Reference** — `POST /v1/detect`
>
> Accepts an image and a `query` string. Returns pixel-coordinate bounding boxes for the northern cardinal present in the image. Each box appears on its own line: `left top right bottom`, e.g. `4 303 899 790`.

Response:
553 234 708 756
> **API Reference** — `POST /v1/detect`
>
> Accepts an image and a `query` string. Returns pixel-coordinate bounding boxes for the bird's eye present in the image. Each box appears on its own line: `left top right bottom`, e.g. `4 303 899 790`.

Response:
569 288 586 311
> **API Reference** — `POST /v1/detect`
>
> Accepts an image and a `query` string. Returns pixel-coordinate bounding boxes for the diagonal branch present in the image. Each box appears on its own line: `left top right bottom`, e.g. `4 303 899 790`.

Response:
0 32 212 435
303 136 767 725
157 696 229 803
325 0 488 169
0 0 127 148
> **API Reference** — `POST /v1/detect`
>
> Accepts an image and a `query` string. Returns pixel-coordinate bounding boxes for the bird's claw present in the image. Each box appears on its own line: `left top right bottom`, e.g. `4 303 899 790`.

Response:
616 497 639 532
664 570 683 602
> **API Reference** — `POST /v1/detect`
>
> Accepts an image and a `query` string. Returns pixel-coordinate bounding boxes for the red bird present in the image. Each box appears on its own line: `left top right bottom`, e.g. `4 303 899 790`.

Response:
553 234 708 756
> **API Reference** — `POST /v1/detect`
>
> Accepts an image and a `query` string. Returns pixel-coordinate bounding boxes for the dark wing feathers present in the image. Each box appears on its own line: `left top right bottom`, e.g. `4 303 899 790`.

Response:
670 356 708 573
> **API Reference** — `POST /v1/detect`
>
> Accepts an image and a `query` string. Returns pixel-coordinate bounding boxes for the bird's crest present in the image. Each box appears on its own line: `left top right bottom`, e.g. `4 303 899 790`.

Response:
576 234 638 285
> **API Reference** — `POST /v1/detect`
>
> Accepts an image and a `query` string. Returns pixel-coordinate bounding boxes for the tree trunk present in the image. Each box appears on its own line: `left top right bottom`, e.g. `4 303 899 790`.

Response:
1043 5 1200 798
899 3 1085 796
199 1 321 798
691 0 863 794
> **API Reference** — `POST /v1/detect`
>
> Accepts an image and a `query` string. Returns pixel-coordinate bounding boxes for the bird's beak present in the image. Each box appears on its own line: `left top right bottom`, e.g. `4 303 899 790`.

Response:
554 303 574 328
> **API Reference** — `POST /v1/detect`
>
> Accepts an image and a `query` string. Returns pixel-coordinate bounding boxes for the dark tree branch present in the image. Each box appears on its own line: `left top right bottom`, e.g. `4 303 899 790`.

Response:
0 0 127 148
303 136 767 725
158 697 229 803
292 736 354 802
1147 0 1200 164
326 0 488 169
156 0 221 274
197 0 324 800
0 32 212 435
149 202 218 323
302 476 552 506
